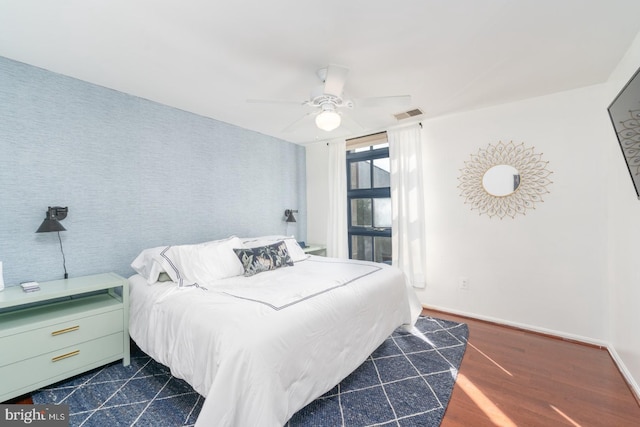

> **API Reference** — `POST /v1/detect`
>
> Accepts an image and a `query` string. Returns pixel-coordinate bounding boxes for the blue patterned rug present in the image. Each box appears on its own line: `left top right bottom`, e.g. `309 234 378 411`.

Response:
32 316 468 426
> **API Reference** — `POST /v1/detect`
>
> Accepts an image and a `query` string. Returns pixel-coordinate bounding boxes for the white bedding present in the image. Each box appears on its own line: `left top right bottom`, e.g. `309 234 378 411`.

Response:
128 256 422 426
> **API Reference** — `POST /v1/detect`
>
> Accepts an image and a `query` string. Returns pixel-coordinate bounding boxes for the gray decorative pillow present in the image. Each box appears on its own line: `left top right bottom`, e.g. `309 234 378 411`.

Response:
233 241 294 277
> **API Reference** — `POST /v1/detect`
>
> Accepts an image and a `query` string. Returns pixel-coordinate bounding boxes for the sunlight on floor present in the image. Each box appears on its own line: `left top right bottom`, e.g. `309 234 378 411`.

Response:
468 342 513 377
550 404 582 427
456 373 518 427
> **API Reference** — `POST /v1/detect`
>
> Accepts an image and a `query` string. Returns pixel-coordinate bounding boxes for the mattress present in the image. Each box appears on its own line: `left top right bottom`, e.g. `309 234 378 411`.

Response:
128 256 421 426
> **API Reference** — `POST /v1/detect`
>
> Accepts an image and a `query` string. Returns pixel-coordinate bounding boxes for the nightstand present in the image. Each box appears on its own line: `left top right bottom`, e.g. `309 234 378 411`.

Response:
0 273 130 402
303 244 327 256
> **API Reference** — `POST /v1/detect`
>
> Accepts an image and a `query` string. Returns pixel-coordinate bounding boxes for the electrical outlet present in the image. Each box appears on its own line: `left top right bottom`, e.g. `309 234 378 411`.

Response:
459 276 469 290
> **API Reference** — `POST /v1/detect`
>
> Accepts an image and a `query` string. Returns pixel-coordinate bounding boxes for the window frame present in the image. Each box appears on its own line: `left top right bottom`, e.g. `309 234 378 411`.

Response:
346 145 391 262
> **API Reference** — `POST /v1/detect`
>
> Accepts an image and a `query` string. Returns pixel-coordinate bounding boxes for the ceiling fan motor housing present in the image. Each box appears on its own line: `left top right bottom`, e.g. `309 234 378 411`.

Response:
309 85 352 109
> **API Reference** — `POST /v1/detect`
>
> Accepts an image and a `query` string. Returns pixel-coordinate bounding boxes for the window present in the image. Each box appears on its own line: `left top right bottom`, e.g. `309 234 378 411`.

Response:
346 133 391 264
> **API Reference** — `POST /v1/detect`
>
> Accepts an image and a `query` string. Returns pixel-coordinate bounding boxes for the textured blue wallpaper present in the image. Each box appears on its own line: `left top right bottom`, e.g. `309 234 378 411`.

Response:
0 56 306 285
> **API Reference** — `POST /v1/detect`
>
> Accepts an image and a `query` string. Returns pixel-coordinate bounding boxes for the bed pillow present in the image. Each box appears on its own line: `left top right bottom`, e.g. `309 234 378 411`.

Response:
241 236 309 262
154 236 245 286
131 246 168 284
233 241 294 277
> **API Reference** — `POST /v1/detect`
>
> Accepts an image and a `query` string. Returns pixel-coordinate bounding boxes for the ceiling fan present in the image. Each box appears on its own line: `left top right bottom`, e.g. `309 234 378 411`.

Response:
248 64 411 132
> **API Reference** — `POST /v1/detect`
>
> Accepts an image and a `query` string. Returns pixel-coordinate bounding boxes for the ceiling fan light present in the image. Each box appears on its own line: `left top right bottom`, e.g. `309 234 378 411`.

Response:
315 110 341 131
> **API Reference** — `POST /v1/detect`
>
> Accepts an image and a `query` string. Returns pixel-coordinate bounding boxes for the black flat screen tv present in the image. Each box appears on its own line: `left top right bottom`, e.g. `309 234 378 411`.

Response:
608 65 640 199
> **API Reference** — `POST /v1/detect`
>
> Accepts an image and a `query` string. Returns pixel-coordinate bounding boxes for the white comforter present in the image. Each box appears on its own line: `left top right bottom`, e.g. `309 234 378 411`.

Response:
128 256 421 427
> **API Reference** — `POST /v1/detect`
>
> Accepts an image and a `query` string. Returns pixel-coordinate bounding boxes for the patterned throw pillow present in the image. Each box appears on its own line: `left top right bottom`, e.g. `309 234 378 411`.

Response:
233 241 294 277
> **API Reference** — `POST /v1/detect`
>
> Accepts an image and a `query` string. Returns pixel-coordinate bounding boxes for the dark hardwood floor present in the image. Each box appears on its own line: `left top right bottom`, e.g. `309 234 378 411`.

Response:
424 308 640 427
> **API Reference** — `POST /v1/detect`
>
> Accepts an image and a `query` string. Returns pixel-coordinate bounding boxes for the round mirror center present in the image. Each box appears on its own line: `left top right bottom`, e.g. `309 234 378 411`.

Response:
482 164 520 196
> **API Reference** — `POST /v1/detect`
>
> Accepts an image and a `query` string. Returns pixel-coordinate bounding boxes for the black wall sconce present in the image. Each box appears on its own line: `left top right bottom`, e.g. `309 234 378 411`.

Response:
36 206 69 279
284 209 298 223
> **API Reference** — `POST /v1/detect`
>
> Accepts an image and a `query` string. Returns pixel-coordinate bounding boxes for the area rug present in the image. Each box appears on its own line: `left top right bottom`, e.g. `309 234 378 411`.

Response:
32 316 468 426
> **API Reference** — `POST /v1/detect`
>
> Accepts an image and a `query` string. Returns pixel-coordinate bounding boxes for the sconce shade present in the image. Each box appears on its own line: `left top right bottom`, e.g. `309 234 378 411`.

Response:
284 209 297 223
35 206 69 279
315 110 341 131
36 206 68 233
36 218 66 233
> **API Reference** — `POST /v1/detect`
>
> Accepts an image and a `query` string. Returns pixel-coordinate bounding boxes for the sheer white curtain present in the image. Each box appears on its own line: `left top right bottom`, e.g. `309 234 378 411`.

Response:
326 140 349 258
388 125 427 288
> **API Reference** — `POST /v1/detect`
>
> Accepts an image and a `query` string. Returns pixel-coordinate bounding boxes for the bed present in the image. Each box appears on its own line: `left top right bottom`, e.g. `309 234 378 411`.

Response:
128 235 422 426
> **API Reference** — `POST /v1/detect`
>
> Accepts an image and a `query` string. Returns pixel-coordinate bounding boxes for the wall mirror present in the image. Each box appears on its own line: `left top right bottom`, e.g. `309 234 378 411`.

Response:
482 164 520 196
458 141 553 219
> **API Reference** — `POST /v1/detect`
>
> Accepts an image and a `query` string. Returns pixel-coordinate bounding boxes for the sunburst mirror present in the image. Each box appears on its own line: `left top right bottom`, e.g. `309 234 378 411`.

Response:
458 141 553 219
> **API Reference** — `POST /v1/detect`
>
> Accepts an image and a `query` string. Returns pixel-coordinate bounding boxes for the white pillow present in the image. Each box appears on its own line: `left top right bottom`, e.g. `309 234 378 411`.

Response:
242 235 308 263
154 236 244 286
131 246 167 284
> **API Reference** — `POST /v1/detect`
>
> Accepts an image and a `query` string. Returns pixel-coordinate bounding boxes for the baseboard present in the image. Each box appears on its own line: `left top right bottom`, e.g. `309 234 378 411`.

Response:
608 346 640 406
423 304 640 404
423 304 608 347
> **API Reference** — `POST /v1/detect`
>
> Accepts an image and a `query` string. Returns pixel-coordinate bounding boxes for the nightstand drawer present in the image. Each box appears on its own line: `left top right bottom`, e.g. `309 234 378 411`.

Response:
0 332 124 397
0 308 123 367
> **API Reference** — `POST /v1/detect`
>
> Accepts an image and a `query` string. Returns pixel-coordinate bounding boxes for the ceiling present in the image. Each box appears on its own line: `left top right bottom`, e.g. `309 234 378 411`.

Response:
1 0 640 145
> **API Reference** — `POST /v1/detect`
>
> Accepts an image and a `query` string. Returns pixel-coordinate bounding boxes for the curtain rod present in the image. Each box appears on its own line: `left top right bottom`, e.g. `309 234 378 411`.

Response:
345 130 387 142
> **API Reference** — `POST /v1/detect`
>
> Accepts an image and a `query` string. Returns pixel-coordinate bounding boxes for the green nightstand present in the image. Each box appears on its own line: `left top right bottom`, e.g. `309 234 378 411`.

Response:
303 244 327 256
0 273 130 402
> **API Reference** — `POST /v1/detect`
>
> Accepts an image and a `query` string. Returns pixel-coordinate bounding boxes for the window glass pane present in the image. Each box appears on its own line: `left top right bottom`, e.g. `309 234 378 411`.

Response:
347 136 392 263
374 237 392 264
351 198 372 226
351 235 373 261
373 157 390 188
349 160 371 189
373 198 391 228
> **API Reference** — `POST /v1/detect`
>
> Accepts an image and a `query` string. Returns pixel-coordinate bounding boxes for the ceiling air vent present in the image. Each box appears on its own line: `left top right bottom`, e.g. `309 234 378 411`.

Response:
394 108 423 121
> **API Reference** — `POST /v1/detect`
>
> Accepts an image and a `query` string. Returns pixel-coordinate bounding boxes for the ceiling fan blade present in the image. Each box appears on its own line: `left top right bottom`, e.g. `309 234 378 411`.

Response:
282 111 317 133
338 112 365 132
247 98 306 105
354 95 412 108
323 64 350 97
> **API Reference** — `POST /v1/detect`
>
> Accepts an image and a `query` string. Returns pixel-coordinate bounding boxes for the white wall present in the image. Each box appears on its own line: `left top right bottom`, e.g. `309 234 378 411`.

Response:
604 32 640 396
418 85 610 342
306 143 329 247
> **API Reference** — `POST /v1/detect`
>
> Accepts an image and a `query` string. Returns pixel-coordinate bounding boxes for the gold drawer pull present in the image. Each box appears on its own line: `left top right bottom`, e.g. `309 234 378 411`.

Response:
51 325 80 336
52 350 80 362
